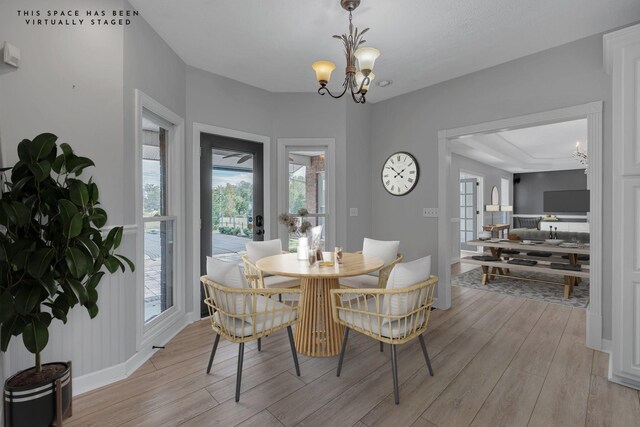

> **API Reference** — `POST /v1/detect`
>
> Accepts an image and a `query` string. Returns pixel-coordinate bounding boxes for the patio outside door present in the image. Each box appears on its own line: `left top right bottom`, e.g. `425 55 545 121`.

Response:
200 133 264 315
460 177 478 251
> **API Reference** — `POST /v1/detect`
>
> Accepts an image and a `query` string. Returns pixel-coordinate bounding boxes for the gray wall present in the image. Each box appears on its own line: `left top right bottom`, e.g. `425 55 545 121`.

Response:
370 33 613 338
346 101 373 252
0 0 133 379
514 169 587 214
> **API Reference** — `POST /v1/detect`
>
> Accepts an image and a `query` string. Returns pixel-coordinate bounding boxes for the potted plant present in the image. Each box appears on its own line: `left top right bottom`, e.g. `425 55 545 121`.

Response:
0 133 134 426
279 208 313 260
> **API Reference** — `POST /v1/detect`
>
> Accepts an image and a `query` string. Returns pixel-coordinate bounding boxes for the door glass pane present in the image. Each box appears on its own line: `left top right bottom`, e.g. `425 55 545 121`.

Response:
466 181 473 192
460 231 465 242
142 112 173 323
466 219 473 230
211 149 254 260
466 207 473 218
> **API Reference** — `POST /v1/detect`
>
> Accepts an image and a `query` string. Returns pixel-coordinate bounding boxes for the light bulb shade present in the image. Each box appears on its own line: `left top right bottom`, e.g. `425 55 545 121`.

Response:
354 47 380 73
355 71 375 92
312 61 336 85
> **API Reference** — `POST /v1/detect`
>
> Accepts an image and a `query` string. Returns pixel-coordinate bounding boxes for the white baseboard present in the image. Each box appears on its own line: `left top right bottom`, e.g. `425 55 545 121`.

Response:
73 315 194 396
586 310 603 351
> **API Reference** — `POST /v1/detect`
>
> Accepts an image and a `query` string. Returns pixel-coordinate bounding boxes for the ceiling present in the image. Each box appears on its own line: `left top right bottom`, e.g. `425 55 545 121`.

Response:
451 118 587 173
129 0 640 103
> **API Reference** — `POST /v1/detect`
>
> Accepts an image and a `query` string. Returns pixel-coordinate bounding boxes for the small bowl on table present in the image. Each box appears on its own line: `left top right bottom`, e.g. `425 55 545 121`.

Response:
545 239 564 245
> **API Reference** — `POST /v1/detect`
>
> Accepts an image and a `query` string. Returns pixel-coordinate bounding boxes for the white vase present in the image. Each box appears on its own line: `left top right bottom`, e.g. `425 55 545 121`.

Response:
297 237 309 260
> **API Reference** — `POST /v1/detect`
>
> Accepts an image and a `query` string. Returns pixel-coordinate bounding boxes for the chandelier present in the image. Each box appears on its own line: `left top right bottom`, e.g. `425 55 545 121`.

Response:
311 0 380 104
573 141 588 173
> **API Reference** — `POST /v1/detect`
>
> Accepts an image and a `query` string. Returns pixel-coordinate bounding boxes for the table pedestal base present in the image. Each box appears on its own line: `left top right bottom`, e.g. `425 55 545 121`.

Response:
294 277 345 357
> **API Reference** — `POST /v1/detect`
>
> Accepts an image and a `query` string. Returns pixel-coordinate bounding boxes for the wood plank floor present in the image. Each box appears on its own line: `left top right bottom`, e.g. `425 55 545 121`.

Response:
67 286 640 427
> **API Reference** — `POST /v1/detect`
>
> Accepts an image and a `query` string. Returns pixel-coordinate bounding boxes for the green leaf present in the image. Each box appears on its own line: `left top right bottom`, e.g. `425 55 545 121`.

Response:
85 272 105 291
77 236 100 258
68 180 89 207
10 176 32 196
66 157 95 176
14 285 41 315
89 212 107 228
89 182 100 204
64 212 83 239
60 143 73 159
65 247 91 278
86 303 99 319
112 226 123 249
26 247 55 279
58 199 78 219
2 201 31 227
1 315 20 351
68 278 88 305
27 160 51 182
103 256 120 274
30 133 57 161
52 154 65 174
22 318 49 354
39 275 57 298
36 312 52 327
104 227 119 252
46 297 69 323
115 254 135 272
0 242 7 262
0 290 14 323
17 139 31 162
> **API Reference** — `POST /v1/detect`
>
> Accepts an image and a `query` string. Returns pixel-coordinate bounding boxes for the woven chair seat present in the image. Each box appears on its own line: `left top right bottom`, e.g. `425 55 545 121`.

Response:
338 298 425 339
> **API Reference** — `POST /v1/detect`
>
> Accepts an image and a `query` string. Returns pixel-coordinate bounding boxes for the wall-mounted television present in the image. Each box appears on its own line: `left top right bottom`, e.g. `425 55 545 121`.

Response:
543 190 590 213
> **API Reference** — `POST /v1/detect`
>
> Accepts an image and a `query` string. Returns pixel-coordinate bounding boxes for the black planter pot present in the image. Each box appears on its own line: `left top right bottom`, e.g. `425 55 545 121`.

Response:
3 362 72 427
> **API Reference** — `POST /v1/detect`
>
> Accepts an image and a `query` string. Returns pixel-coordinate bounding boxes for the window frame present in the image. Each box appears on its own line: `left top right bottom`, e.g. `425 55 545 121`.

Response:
135 90 185 350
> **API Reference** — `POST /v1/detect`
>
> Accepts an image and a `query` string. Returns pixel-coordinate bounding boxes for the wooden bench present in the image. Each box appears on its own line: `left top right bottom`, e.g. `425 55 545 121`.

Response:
461 256 590 299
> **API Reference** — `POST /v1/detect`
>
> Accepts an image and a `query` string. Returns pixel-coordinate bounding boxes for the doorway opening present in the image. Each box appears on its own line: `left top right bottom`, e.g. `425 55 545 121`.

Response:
438 101 603 349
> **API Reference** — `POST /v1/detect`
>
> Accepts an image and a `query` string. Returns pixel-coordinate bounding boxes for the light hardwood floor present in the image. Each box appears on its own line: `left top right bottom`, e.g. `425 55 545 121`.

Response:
67 286 639 427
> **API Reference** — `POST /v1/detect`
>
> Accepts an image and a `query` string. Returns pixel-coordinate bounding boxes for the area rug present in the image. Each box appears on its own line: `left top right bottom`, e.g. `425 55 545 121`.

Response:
452 268 589 308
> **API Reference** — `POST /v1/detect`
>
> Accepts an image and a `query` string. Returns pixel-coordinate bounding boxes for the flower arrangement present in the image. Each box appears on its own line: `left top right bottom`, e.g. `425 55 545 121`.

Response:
279 208 312 237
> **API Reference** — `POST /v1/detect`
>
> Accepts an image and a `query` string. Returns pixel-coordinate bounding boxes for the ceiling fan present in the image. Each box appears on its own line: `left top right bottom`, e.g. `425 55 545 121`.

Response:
222 153 295 163
222 153 253 164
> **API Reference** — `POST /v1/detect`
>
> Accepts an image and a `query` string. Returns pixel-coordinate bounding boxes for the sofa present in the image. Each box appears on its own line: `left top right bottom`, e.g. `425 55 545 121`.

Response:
509 217 590 243
509 228 590 243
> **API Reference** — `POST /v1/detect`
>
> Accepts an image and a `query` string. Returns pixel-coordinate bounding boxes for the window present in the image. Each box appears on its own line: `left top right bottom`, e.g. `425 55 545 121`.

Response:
142 111 175 324
287 149 327 251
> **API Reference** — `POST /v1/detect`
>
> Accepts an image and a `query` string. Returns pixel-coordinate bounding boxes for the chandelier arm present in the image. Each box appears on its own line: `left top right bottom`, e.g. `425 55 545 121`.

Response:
350 85 366 103
318 80 350 99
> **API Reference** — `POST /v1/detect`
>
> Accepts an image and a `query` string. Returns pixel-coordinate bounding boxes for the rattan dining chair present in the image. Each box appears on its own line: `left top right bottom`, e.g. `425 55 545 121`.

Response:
243 239 300 290
340 251 403 289
331 272 438 404
201 275 302 402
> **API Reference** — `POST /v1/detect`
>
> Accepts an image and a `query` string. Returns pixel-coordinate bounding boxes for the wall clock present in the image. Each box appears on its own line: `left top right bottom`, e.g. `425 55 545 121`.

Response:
381 151 420 196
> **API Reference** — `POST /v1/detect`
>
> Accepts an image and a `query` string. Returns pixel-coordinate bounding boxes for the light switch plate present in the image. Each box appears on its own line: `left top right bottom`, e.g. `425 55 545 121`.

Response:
423 208 438 217
3 42 20 67
349 208 358 217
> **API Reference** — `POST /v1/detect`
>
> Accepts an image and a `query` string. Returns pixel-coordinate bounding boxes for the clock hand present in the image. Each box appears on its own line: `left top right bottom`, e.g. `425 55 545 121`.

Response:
394 168 406 178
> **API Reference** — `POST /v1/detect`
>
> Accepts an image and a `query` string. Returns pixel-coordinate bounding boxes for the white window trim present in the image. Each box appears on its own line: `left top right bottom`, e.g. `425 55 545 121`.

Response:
134 89 186 350
277 138 336 250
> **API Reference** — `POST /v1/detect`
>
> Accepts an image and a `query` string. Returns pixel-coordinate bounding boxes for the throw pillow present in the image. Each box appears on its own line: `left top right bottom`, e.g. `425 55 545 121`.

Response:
362 238 400 265
206 257 252 320
382 255 431 322
517 217 541 230
246 239 282 263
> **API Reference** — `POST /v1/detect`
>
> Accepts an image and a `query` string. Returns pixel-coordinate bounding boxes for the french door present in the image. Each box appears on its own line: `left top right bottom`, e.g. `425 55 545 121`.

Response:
200 133 264 315
460 177 478 251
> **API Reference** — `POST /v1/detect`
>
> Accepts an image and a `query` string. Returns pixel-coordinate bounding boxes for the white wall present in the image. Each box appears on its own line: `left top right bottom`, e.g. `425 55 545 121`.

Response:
370 33 613 338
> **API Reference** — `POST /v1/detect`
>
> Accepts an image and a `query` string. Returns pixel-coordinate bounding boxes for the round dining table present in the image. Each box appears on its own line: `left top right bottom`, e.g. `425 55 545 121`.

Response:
256 252 384 357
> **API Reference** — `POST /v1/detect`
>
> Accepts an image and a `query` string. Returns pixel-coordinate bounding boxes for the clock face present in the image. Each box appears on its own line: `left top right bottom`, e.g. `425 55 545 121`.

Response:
381 152 420 196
